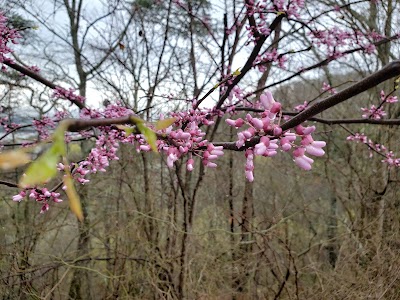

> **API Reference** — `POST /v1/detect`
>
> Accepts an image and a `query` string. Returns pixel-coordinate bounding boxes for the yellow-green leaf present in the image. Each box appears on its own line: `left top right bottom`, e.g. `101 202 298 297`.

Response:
19 147 59 188
52 123 68 156
232 68 241 76
137 123 157 152
154 118 176 130
63 166 84 222
130 116 145 124
116 125 135 136
19 123 67 188
0 149 31 170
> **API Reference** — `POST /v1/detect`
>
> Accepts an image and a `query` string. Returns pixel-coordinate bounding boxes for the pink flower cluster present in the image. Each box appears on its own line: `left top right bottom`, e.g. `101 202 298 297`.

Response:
0 115 19 133
29 65 40 73
272 0 305 18
243 0 305 45
361 105 386 120
26 102 227 193
322 82 337 94
383 92 398 104
53 87 86 105
227 91 326 181
13 188 62 213
246 0 305 19
347 132 400 167
163 109 224 170
311 27 377 58
33 116 56 140
254 49 287 71
346 132 368 144
294 101 308 112
0 13 21 69
361 90 398 119
19 65 41 77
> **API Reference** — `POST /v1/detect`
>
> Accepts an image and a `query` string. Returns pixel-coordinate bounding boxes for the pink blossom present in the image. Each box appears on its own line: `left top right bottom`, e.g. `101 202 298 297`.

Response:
293 148 314 171
260 91 275 110
187 158 194 171
321 82 337 94
0 14 21 66
245 150 254 182
347 133 368 143
12 191 26 202
40 203 49 214
226 118 244 128
380 90 398 103
167 153 178 168
386 95 398 103
305 141 326 157
53 87 86 105
361 105 386 120
294 101 308 112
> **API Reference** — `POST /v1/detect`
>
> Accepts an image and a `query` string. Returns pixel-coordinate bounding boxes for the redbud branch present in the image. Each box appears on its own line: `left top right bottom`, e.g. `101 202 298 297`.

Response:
280 60 400 131
0 180 18 188
233 107 400 125
63 115 136 132
3 61 86 110
339 125 387 158
254 46 312 68
244 0 259 36
250 35 400 97
213 14 286 109
212 60 400 151
293 118 400 126
194 74 235 109
373 86 397 112
0 124 33 141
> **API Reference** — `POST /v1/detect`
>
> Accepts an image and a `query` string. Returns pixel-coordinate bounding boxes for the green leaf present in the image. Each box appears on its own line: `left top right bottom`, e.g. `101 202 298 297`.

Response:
19 146 59 188
154 118 176 130
19 123 67 188
52 122 68 156
116 125 135 136
137 123 158 152
130 116 145 124
232 68 241 76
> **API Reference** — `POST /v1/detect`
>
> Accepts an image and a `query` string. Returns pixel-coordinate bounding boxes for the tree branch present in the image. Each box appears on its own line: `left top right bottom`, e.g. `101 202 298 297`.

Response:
3 61 86 109
280 60 400 131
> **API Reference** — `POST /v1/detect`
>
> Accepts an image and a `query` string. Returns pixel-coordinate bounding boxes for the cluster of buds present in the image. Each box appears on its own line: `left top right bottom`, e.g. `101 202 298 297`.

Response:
347 132 400 167
0 14 21 68
361 90 398 120
53 87 86 105
227 91 326 181
13 188 62 213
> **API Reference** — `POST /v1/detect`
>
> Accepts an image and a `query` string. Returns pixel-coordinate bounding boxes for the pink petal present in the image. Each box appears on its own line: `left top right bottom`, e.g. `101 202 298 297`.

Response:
294 156 312 170
306 145 325 156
